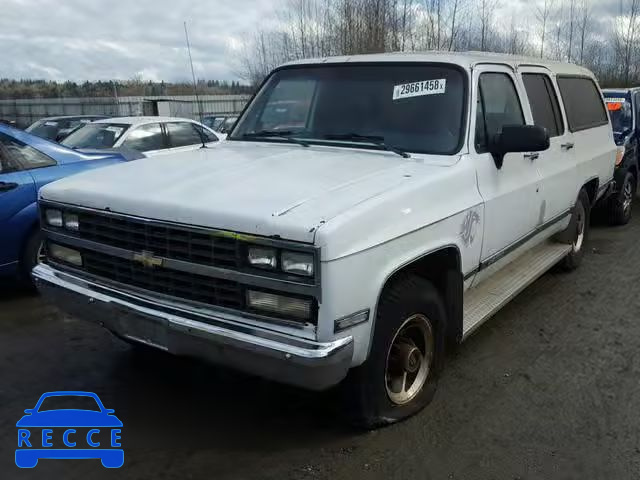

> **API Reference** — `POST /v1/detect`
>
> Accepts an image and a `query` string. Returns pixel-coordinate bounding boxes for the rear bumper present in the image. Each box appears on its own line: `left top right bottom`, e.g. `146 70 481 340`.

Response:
32 264 353 391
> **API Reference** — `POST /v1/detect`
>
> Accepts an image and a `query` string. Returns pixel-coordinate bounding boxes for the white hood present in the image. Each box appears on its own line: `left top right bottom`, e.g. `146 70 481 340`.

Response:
40 141 441 243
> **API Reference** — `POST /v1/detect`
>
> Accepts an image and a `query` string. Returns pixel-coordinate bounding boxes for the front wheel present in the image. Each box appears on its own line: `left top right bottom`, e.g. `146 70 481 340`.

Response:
609 171 636 226
343 274 446 429
560 189 590 271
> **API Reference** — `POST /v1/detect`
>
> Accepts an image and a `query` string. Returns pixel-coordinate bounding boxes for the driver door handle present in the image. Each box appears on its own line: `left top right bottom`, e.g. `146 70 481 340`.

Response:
561 142 574 151
524 152 539 161
0 181 18 192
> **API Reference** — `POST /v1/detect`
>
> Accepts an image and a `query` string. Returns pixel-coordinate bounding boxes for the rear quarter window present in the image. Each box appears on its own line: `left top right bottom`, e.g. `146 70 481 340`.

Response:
557 77 608 132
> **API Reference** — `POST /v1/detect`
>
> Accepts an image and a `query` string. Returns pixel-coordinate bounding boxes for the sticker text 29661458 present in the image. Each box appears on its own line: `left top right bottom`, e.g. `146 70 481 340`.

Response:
393 79 447 100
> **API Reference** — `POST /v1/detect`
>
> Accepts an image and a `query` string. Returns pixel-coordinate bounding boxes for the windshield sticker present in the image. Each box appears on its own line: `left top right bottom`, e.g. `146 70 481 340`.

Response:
105 126 124 135
393 79 446 100
44 121 58 126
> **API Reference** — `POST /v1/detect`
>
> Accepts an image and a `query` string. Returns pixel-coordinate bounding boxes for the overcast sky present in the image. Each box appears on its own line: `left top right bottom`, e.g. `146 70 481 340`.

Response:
0 0 618 83
0 0 275 82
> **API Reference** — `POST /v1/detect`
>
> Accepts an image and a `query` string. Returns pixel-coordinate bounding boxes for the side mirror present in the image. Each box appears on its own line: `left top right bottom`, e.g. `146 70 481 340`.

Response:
105 409 115 414
489 124 550 169
24 409 34 414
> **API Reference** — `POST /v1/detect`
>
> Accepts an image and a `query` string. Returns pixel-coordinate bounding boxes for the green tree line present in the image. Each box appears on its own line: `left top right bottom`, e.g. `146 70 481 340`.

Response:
0 78 253 100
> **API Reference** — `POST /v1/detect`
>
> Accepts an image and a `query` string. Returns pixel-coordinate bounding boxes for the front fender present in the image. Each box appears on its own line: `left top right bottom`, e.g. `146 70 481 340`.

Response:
319 205 483 366
0 201 39 269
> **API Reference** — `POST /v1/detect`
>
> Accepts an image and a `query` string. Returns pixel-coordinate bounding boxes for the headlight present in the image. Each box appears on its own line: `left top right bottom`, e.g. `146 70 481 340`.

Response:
63 212 79 231
616 145 626 166
281 251 314 276
45 209 63 227
48 243 82 266
247 290 312 321
248 247 277 269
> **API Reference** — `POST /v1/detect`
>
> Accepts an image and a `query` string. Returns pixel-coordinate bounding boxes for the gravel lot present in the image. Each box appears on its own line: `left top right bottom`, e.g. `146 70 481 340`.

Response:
1 215 639 479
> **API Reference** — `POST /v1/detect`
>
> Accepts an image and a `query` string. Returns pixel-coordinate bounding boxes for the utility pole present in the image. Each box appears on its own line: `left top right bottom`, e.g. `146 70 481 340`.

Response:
184 21 203 123
112 81 120 116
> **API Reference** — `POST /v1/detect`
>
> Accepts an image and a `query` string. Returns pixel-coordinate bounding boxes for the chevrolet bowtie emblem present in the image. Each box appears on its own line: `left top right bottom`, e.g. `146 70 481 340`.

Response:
132 250 163 268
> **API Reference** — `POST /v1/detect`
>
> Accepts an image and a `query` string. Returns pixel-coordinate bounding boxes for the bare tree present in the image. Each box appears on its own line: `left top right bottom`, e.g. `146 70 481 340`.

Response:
613 0 640 84
577 0 591 64
235 0 639 87
447 0 462 51
536 0 555 58
551 2 565 61
478 0 498 51
567 0 577 61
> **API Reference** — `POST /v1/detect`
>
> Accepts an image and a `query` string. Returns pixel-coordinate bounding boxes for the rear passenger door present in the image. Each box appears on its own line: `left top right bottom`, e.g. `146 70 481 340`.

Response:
519 67 577 225
556 76 615 202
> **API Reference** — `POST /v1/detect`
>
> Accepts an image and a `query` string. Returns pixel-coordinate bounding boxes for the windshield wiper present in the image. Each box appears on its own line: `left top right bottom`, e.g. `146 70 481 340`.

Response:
241 130 309 147
322 133 410 158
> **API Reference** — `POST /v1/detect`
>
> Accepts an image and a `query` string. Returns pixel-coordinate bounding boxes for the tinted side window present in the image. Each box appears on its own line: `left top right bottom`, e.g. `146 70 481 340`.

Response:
0 133 56 169
123 123 165 151
522 74 563 137
166 122 204 148
476 73 525 153
557 77 607 132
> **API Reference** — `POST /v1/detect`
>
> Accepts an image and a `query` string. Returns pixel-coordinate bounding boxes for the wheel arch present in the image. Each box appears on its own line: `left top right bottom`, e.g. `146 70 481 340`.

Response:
371 245 464 355
583 177 599 207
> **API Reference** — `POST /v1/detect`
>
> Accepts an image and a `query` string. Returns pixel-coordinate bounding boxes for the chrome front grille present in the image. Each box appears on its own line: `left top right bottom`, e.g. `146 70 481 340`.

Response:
82 249 245 310
40 203 320 326
76 211 241 269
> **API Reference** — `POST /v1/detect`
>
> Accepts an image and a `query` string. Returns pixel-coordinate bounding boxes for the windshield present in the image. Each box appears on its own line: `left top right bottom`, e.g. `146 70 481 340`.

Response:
38 395 101 412
27 120 62 140
61 123 130 149
231 64 466 155
604 93 633 134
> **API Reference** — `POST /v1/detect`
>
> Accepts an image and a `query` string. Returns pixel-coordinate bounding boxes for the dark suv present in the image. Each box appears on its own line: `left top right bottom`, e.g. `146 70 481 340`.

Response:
602 88 640 224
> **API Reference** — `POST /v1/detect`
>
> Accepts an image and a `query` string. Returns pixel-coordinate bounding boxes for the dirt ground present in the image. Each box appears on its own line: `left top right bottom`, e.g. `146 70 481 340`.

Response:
1 215 639 480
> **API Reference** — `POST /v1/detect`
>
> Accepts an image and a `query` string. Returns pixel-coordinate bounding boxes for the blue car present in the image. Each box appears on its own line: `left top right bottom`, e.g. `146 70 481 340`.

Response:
0 124 131 283
16 391 123 468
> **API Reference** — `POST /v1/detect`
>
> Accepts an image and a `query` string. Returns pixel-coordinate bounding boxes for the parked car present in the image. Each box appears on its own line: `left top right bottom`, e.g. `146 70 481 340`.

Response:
202 115 227 131
217 116 238 134
60 117 223 157
33 52 615 428
0 124 131 283
602 88 639 224
26 116 109 142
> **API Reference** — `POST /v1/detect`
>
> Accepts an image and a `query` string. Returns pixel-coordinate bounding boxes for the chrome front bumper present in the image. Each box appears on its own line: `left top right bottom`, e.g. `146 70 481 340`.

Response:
32 264 353 391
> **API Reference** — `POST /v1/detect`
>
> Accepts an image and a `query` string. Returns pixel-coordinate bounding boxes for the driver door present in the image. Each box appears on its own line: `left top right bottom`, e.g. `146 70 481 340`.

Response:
472 65 542 282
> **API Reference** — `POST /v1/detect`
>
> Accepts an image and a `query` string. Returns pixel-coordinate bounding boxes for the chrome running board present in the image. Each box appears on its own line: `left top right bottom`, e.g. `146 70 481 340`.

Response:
463 242 572 339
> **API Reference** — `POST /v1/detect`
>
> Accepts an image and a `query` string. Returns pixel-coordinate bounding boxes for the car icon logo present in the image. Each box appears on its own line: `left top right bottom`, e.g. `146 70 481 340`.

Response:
15 391 123 468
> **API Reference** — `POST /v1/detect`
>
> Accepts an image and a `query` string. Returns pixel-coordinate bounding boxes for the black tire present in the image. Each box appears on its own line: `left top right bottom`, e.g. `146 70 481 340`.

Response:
19 228 43 287
608 171 636 226
560 189 590 271
343 274 446 429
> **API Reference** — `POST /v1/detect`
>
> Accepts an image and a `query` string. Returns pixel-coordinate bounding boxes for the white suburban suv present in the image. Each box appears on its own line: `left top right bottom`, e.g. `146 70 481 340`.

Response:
33 52 615 427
